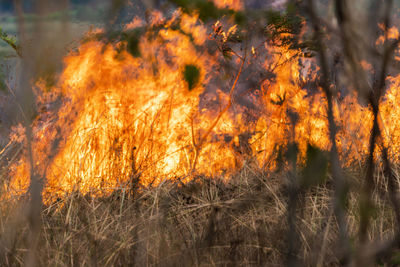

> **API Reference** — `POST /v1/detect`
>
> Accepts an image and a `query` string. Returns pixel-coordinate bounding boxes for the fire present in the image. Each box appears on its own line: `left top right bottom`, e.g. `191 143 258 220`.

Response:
5 5 400 201
212 0 243 10
7 12 243 199
252 45 330 166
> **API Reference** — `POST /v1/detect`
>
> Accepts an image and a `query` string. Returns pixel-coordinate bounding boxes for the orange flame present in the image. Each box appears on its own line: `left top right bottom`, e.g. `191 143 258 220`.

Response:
6 8 400 201
212 0 243 10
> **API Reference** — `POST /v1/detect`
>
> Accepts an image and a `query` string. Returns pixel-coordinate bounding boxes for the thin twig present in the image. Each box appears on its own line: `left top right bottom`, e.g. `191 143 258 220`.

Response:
191 41 248 172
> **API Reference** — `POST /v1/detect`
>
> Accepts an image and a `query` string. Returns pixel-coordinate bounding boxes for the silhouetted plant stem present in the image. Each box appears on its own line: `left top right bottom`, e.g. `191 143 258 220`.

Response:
307 0 351 263
285 142 303 267
13 0 45 265
335 0 400 259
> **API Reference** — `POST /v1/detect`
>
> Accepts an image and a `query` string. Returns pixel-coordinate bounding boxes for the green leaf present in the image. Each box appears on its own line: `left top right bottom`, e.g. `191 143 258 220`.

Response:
0 27 20 56
196 1 220 21
124 28 145 58
183 64 200 91
285 143 299 165
301 144 328 188
390 252 400 265
0 78 7 93
127 34 141 57
234 11 246 26
170 0 238 23
265 6 309 54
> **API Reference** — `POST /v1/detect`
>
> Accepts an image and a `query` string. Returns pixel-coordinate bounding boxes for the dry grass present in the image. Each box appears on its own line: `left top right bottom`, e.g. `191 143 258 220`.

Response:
0 163 399 266
2 1 400 266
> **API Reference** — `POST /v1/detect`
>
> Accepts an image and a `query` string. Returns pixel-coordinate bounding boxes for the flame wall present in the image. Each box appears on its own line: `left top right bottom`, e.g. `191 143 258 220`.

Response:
6 5 400 200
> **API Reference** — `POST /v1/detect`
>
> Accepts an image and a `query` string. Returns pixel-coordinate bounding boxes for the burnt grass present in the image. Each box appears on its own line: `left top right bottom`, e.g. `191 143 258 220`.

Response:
0 164 400 266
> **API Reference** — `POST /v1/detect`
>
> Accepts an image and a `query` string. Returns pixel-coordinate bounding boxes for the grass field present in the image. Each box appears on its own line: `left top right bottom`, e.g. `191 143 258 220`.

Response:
0 164 399 266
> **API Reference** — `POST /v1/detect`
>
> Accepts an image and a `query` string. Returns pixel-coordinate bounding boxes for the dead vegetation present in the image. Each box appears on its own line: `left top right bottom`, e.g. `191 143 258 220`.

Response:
0 163 399 266
2 0 400 266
